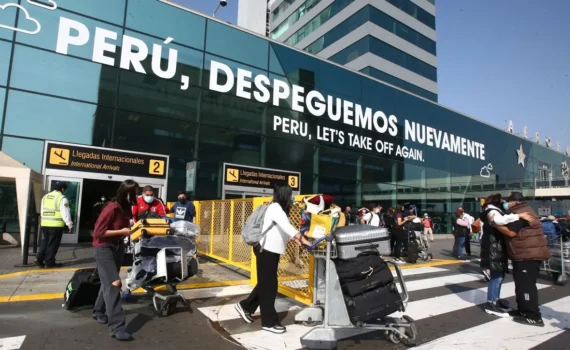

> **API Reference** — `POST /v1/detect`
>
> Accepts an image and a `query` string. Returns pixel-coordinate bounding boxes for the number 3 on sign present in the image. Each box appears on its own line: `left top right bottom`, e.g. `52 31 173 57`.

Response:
149 159 165 176
288 175 298 188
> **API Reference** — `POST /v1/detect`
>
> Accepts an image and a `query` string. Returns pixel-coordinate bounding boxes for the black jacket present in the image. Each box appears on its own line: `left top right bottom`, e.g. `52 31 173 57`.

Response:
480 206 509 272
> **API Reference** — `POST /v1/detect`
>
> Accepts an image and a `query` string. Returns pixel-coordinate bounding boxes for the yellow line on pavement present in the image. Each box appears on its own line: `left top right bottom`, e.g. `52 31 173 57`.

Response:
0 280 250 303
396 258 470 270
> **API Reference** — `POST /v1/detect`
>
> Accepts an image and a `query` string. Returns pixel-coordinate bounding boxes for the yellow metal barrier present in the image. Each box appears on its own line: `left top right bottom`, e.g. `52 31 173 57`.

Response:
193 195 315 305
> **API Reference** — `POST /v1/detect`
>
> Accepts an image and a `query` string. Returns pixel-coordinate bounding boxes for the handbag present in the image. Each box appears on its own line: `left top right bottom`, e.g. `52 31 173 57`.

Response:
306 205 342 239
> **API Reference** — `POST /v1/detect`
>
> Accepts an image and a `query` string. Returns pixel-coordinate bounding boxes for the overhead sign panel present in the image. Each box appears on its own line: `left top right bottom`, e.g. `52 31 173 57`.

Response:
44 142 168 179
223 163 300 192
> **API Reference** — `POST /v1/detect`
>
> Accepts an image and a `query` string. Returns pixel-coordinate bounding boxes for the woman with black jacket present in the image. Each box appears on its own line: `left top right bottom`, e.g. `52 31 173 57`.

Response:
480 193 524 318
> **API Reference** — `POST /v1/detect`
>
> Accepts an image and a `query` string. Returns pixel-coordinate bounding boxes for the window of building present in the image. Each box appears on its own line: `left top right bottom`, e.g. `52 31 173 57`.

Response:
206 20 269 70
0 88 5 129
385 0 436 30
113 109 198 157
284 0 356 47
0 6 16 40
0 41 9 87
4 91 113 146
271 0 322 40
10 45 118 107
16 8 123 60
360 66 437 101
330 36 437 82
58 0 126 25
1 136 45 173
265 136 314 194
305 6 436 56
272 0 298 21
126 0 206 50
318 175 357 206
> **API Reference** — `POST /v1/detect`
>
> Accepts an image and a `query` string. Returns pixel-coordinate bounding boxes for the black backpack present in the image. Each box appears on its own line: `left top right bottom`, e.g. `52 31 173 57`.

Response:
63 268 101 311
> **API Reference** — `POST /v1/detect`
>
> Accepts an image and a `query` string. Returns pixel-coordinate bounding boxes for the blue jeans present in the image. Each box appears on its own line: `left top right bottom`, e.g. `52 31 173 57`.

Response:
454 236 465 258
487 270 505 303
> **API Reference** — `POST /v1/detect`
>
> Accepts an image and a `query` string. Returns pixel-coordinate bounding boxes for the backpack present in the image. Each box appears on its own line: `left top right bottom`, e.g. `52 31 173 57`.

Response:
542 221 556 236
242 204 275 251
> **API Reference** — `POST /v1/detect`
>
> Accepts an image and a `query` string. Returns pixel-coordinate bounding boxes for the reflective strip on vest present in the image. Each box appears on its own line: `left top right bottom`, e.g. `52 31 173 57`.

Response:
41 190 65 227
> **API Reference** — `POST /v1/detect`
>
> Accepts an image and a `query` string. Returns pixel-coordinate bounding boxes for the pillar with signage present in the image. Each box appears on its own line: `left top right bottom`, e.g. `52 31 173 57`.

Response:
222 163 301 198
42 141 169 244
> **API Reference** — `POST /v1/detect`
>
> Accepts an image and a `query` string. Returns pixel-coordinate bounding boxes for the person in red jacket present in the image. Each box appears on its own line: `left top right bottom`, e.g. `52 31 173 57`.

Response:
131 185 167 222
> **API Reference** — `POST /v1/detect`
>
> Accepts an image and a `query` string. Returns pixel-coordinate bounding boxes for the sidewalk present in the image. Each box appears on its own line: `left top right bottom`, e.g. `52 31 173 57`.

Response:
0 236 467 304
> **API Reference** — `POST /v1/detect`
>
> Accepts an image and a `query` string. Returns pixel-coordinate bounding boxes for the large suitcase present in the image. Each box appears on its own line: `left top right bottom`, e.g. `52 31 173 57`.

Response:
334 252 394 296
334 225 391 259
131 218 171 241
63 268 101 311
344 283 403 325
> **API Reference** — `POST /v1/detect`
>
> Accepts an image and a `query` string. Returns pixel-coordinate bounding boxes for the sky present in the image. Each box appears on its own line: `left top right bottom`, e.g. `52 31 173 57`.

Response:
175 0 570 150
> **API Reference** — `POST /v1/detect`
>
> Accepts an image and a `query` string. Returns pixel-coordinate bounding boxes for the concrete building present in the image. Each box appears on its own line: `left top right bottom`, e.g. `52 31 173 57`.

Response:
238 0 438 101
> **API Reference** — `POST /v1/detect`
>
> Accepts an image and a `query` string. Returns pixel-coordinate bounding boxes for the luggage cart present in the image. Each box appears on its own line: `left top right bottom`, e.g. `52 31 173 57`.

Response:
296 235 418 349
542 234 568 286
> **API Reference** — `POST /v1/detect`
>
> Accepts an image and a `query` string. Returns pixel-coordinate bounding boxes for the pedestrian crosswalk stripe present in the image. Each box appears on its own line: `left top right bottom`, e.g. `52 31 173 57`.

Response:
392 266 447 277
400 272 484 292
399 282 549 321
199 297 302 323
0 335 26 350
412 295 570 350
196 263 562 350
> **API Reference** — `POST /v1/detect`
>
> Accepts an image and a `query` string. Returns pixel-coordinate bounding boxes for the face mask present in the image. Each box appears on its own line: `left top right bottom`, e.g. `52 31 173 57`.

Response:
502 202 509 211
144 195 155 204
178 197 186 203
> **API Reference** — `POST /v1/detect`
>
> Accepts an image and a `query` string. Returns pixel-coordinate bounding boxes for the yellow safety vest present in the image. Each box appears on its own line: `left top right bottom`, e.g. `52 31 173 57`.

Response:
41 190 66 227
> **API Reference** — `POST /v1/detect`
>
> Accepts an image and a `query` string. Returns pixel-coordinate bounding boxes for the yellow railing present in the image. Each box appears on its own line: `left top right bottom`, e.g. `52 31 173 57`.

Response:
189 195 314 305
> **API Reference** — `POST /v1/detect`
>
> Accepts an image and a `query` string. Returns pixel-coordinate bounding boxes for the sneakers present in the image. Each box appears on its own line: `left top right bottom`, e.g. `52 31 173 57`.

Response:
112 330 133 341
513 315 545 327
508 310 523 318
484 302 510 318
394 258 406 264
262 325 287 334
34 260 44 268
93 314 108 325
496 299 512 311
235 302 253 324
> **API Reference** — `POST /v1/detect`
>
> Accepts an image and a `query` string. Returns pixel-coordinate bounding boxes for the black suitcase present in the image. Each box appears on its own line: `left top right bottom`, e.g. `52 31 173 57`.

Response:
334 252 389 283
344 283 403 325
341 264 394 296
63 268 101 311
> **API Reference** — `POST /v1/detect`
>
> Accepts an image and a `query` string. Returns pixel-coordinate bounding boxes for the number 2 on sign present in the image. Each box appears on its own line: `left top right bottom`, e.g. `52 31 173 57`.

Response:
149 159 165 176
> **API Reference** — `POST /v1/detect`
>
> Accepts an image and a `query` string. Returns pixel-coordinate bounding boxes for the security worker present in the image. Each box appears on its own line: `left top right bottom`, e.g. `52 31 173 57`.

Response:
35 181 73 268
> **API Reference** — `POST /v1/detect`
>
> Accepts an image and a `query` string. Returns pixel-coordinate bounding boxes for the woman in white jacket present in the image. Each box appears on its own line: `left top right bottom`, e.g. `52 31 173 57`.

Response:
235 185 311 334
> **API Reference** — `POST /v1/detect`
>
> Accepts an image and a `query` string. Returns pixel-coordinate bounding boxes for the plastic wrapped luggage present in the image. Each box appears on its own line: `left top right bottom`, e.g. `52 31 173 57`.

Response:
335 253 394 297
344 283 404 325
333 225 391 259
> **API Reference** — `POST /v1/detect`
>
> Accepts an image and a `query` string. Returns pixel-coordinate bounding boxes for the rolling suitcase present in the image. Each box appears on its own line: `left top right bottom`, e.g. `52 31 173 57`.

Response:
130 218 171 241
344 283 403 325
63 268 100 311
334 225 391 259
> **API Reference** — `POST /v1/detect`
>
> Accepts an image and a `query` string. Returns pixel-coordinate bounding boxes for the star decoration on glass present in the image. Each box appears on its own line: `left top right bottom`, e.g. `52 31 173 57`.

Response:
516 145 526 167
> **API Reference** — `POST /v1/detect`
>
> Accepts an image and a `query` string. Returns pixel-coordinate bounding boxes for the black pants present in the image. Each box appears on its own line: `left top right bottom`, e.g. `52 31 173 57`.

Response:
512 260 542 320
36 226 64 266
240 244 280 327
93 244 126 334
393 229 407 259
464 232 471 256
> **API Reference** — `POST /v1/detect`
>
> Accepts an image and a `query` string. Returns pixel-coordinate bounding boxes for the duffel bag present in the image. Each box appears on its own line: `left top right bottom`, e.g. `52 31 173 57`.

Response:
334 252 393 284
341 262 394 296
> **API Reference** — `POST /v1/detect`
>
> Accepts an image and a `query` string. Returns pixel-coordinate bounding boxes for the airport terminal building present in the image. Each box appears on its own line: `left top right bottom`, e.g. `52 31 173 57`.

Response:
0 0 569 241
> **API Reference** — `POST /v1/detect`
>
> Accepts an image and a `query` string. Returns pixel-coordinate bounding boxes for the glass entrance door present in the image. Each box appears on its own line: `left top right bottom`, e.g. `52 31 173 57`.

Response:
46 176 83 244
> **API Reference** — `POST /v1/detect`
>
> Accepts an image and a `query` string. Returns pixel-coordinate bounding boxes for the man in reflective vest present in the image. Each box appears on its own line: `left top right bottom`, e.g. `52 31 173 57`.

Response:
35 181 73 268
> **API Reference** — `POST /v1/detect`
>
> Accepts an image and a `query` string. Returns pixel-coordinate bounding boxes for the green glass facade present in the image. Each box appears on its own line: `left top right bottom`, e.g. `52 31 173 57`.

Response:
0 0 568 233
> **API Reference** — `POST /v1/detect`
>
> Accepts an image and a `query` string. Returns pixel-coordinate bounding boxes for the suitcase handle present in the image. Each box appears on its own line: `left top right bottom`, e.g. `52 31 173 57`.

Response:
354 244 379 251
